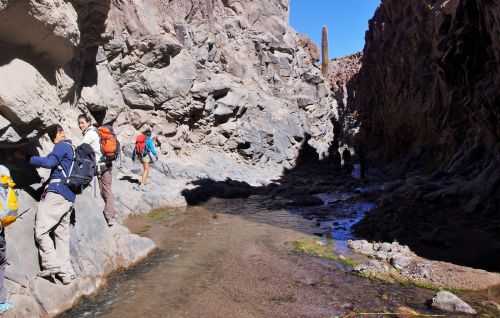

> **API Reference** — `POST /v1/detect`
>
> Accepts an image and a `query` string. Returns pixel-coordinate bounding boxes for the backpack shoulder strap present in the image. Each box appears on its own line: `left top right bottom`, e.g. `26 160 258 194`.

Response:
58 142 76 179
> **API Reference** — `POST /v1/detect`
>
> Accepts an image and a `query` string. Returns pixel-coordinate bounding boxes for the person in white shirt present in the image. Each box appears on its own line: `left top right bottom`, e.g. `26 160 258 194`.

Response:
78 114 117 226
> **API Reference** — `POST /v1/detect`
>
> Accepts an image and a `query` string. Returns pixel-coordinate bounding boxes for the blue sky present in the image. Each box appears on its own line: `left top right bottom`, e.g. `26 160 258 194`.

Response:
290 0 381 58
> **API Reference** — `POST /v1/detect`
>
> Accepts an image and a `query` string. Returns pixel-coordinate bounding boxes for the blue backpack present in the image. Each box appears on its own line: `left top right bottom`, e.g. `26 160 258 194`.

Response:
60 143 96 194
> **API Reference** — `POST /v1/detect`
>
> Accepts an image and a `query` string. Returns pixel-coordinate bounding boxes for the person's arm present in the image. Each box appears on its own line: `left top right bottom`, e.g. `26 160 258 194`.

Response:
30 144 64 169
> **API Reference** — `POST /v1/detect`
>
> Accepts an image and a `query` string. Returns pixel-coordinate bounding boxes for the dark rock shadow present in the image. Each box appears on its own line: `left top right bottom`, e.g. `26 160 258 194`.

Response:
119 176 140 185
181 136 351 206
0 144 45 201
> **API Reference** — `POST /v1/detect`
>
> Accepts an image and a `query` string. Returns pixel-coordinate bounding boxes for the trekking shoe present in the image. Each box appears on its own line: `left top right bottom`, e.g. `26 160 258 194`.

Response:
0 302 13 314
56 272 77 285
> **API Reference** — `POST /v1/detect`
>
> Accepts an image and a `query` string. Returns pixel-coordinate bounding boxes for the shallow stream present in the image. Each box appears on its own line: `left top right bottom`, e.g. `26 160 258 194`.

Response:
58 192 499 318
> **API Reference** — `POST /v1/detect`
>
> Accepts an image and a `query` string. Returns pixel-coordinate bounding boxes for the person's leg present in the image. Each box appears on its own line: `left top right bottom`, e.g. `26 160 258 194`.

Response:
53 205 74 283
0 230 8 304
141 161 150 185
98 167 117 224
0 265 12 313
35 193 69 273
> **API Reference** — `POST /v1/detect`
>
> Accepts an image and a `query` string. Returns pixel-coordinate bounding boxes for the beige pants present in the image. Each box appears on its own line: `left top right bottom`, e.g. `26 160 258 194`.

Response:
34 192 74 275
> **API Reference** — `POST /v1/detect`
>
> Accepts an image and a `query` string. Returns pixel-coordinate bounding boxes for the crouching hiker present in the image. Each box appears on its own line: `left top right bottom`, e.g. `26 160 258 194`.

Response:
78 114 118 227
30 125 78 285
0 165 19 313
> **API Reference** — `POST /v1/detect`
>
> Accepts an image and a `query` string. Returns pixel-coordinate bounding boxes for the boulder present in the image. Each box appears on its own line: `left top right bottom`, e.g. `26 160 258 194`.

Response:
0 59 61 134
0 0 79 64
430 291 477 315
141 50 196 105
79 64 126 123
5 187 155 316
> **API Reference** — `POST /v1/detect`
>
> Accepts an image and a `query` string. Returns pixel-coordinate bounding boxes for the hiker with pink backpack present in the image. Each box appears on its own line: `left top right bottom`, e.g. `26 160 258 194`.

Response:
132 130 159 189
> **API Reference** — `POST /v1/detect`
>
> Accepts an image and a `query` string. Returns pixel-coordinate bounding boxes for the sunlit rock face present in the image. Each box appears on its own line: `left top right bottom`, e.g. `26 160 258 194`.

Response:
0 1 341 316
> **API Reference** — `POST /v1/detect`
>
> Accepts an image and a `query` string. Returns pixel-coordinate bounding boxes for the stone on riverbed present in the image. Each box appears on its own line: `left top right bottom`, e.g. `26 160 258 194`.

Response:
430 291 477 315
347 240 414 262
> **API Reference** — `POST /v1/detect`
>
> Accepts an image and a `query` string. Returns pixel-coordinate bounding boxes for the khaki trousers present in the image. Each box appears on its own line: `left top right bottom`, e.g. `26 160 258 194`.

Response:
34 192 74 275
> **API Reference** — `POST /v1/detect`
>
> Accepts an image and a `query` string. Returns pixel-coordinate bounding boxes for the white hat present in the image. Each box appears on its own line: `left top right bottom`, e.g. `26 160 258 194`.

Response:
0 165 10 177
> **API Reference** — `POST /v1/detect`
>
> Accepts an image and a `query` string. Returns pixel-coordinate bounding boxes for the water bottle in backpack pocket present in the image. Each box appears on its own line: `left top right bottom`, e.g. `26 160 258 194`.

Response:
60 143 97 194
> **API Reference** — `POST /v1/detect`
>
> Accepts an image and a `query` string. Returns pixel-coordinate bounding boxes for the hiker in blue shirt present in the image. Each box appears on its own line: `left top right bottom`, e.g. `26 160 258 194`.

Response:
30 125 77 285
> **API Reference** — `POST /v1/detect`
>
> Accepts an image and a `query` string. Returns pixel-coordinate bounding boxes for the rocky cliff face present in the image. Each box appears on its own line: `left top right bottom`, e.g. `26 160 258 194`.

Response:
328 53 362 146
0 0 338 316
353 0 500 270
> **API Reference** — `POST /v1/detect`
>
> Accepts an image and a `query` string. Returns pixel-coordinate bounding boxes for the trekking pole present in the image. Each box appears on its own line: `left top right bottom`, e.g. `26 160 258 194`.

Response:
119 147 123 170
17 208 32 219
94 176 97 198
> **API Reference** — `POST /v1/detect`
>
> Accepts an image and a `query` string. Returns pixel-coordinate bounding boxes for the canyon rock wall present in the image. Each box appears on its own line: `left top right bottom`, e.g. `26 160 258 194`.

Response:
353 0 500 270
0 0 338 316
328 53 362 146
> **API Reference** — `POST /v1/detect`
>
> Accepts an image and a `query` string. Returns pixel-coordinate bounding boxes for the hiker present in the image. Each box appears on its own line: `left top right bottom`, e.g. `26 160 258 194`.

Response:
30 125 77 285
0 165 17 314
132 130 158 187
342 148 354 175
78 114 118 227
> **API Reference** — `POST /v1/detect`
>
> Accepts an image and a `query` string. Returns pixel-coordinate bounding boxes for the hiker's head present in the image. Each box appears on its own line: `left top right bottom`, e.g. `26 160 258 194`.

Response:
78 114 91 131
0 165 11 189
144 129 152 137
48 125 65 144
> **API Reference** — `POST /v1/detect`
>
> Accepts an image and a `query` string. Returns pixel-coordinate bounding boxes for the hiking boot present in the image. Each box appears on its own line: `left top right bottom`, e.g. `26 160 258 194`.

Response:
0 302 13 314
56 272 77 285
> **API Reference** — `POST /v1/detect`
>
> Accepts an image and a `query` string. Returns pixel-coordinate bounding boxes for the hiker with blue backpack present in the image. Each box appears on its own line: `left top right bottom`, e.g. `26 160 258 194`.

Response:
132 129 159 189
30 124 96 285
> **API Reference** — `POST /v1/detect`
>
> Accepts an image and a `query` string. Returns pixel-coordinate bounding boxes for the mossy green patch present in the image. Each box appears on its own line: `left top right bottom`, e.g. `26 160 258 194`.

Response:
291 238 359 268
146 209 176 222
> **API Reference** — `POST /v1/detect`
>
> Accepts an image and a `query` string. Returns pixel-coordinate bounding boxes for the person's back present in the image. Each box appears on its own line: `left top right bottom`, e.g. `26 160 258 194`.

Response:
81 126 101 162
31 139 76 202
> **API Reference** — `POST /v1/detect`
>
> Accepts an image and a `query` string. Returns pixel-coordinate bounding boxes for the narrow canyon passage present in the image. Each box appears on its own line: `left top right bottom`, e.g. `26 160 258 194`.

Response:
1 0 500 316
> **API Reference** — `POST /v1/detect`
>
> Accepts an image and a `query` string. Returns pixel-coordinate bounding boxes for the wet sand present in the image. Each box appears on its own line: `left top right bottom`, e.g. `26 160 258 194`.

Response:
59 201 456 318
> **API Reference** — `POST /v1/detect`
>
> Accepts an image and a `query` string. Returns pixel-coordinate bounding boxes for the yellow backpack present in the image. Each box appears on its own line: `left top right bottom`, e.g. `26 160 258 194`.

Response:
0 175 19 227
